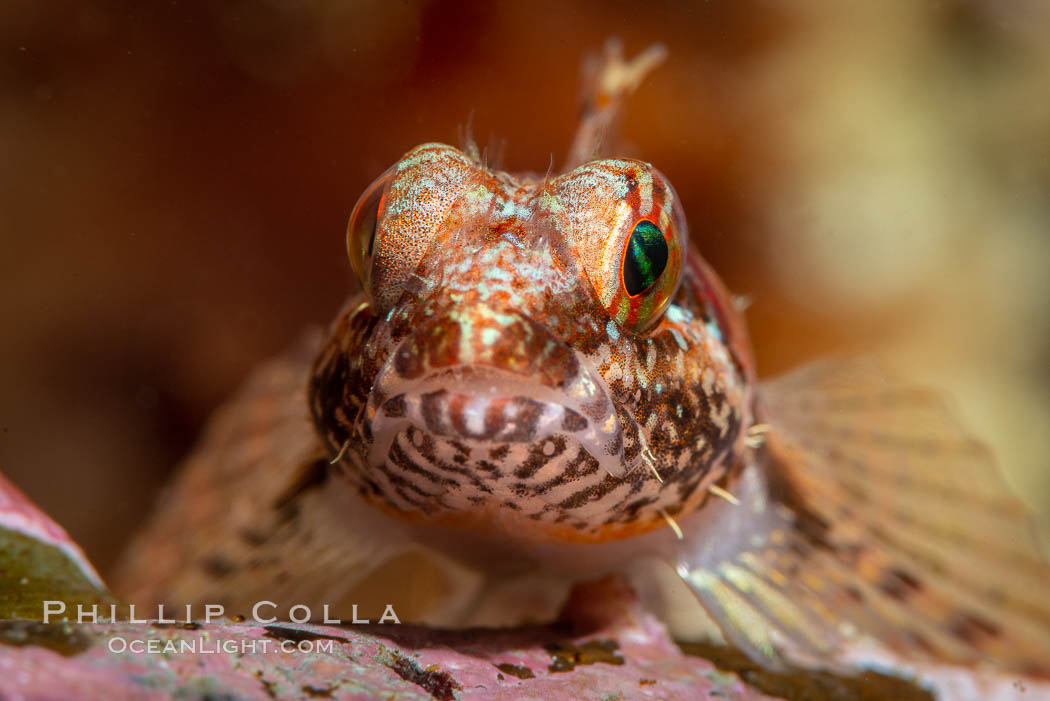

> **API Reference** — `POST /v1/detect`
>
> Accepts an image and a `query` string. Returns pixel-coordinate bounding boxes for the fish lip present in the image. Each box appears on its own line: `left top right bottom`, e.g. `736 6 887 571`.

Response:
365 339 629 478
387 365 575 402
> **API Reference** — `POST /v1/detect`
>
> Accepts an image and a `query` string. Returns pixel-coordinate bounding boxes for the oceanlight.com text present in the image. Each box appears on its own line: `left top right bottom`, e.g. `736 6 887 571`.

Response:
107 637 336 655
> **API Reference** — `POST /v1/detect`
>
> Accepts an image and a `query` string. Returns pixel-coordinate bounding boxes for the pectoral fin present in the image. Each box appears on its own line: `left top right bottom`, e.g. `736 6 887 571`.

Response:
672 360 1050 676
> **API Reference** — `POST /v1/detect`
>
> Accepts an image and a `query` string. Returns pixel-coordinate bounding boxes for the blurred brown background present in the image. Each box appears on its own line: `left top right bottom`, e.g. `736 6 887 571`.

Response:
1 0 1047 576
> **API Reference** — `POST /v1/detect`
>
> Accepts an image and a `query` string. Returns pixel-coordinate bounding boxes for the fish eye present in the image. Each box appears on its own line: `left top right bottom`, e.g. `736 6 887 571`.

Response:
612 212 681 334
347 166 395 296
549 160 687 336
622 219 669 297
346 144 481 314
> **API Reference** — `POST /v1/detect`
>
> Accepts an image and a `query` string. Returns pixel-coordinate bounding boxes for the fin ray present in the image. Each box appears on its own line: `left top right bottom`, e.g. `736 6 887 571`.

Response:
672 359 1050 677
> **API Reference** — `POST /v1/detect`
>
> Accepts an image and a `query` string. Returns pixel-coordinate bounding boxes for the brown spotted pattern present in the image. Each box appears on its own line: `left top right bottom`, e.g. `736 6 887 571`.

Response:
310 143 755 543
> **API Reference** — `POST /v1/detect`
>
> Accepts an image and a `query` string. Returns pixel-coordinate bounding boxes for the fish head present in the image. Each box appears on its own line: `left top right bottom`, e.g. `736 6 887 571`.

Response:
310 143 755 543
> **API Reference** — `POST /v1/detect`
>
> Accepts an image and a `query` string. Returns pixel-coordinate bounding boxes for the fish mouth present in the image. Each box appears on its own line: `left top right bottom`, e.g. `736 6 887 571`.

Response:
366 340 629 479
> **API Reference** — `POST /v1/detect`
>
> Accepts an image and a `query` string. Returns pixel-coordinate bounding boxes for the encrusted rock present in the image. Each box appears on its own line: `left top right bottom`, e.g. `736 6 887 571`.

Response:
0 470 116 621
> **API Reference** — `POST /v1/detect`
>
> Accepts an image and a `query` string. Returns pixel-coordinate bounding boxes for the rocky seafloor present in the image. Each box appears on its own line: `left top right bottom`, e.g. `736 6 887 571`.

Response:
1 470 1044 700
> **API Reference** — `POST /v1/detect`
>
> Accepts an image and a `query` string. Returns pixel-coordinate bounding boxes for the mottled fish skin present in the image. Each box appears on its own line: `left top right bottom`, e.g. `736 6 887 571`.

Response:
115 42 1050 680
310 145 755 544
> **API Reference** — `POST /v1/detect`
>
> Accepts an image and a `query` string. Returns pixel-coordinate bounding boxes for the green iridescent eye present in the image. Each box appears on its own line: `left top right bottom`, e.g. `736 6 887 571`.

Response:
622 220 668 297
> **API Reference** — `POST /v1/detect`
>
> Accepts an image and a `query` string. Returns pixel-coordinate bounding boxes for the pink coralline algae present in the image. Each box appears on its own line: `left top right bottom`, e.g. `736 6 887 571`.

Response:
0 577 782 701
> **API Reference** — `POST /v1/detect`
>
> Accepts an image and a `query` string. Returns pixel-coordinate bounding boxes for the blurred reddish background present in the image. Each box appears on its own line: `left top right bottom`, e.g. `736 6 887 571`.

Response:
1 0 1047 575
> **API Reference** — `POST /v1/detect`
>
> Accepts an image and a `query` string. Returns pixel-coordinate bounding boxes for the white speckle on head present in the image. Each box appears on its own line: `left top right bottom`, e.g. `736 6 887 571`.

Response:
605 320 619 343
540 190 564 214
705 319 724 343
665 304 688 324
499 197 519 219
636 168 653 213
480 327 500 347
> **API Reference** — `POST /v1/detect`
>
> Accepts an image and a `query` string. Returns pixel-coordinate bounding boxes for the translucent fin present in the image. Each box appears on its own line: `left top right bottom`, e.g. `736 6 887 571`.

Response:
112 332 474 621
673 359 1050 678
564 40 667 170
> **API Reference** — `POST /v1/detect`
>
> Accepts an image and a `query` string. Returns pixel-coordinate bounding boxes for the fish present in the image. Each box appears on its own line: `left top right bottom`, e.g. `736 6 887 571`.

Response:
114 41 1050 677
